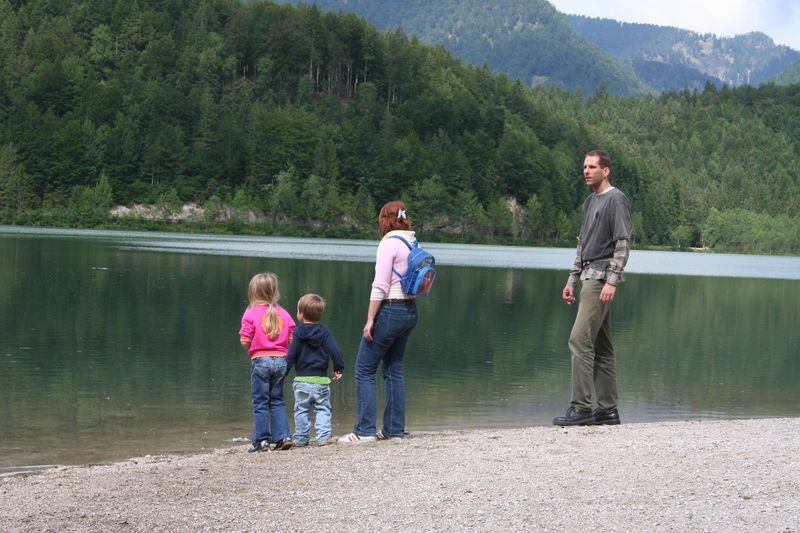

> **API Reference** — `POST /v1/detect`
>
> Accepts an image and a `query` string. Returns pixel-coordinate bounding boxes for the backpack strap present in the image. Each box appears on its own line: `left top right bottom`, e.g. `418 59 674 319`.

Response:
387 235 412 249
387 235 412 278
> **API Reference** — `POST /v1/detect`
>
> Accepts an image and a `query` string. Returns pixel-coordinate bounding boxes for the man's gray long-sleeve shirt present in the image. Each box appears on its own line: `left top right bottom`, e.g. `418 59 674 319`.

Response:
567 187 631 287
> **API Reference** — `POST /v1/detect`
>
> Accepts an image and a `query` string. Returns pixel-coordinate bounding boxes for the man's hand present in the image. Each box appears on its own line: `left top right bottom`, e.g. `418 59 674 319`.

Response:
599 283 617 304
562 284 575 305
332 371 343 381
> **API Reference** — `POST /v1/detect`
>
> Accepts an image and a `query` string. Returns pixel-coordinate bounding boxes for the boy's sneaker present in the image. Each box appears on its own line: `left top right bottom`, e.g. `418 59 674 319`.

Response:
337 432 376 444
247 440 269 453
272 438 294 451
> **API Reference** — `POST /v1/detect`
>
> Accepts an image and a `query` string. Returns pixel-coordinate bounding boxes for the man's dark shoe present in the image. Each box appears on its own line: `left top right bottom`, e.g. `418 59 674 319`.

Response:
591 408 621 425
553 406 595 426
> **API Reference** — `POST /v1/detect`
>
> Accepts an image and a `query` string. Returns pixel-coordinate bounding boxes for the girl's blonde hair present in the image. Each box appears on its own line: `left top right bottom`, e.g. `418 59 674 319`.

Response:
248 272 282 339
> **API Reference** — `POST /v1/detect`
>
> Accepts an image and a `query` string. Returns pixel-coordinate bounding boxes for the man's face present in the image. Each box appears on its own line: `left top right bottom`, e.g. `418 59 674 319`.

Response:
583 155 609 189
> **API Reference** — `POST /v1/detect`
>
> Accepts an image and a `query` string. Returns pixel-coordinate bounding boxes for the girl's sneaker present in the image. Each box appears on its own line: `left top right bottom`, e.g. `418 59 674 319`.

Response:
247 440 269 453
337 432 376 444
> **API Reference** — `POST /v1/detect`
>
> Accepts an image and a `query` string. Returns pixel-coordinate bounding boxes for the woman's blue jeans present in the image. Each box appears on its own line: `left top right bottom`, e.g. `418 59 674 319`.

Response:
250 356 291 444
354 301 418 438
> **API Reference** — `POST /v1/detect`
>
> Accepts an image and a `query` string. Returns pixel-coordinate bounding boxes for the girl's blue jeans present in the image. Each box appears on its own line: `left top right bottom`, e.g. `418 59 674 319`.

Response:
250 356 291 444
354 301 418 438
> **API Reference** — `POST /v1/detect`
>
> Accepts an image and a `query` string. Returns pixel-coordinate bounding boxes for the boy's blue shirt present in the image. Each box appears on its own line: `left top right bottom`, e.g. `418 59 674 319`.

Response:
286 322 345 379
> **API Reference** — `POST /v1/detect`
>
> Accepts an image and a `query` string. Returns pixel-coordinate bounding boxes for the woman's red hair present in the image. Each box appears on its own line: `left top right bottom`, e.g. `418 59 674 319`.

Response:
378 200 412 237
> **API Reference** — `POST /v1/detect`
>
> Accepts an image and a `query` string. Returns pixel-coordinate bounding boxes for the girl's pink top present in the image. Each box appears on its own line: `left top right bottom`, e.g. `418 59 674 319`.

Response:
239 304 296 358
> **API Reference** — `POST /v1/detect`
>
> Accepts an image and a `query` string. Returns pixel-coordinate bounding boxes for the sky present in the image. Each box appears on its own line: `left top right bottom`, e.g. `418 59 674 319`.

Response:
548 0 800 50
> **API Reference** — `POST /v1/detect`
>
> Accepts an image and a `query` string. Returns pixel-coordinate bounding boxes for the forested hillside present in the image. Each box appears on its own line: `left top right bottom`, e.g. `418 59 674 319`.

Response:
286 0 647 96
772 60 800 85
567 16 800 90
0 0 799 254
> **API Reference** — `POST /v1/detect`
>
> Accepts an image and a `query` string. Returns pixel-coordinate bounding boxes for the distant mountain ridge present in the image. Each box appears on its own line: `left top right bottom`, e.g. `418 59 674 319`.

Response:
566 15 800 89
286 0 648 95
287 0 799 95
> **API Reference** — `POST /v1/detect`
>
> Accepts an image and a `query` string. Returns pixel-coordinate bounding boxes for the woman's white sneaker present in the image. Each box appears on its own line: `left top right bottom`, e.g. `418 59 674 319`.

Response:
337 432 376 444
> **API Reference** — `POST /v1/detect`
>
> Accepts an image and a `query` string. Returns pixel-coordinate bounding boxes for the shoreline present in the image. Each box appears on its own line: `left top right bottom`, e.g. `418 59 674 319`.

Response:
3 223 799 259
1 418 798 532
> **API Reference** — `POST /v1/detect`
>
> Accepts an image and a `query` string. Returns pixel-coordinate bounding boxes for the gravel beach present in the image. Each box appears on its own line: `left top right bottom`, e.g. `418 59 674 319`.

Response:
1 418 798 532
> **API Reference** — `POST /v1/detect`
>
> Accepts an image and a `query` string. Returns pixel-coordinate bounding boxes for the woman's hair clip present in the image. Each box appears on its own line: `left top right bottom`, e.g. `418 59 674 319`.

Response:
397 209 407 220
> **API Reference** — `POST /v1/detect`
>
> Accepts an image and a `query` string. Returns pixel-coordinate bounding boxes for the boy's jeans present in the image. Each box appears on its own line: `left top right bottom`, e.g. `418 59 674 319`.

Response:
251 356 291 444
354 301 418 438
292 381 332 445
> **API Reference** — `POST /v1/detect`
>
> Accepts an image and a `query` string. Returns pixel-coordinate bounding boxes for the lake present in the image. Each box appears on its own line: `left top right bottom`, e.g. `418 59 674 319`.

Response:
1 226 798 474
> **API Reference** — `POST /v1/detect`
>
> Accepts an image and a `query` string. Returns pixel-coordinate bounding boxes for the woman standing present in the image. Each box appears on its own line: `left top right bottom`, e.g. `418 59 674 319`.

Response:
339 201 419 443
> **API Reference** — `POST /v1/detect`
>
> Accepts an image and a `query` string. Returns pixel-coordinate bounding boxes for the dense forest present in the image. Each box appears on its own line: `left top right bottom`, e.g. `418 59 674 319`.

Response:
290 0 800 96
289 0 647 96
0 0 799 254
772 60 800 85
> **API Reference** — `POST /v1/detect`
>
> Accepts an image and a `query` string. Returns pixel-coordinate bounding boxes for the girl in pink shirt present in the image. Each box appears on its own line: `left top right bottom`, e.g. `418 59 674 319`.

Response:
239 272 296 452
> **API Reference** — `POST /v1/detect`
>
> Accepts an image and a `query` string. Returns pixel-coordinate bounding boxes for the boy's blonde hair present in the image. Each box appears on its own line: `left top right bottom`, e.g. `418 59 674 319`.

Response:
297 293 325 322
248 272 282 339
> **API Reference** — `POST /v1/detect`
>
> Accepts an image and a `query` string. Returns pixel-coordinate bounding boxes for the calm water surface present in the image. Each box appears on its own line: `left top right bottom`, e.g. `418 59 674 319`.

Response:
1 226 798 473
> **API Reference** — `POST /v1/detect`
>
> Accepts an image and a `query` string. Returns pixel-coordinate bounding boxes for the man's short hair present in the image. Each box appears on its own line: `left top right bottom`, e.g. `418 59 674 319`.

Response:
585 150 612 171
297 293 325 322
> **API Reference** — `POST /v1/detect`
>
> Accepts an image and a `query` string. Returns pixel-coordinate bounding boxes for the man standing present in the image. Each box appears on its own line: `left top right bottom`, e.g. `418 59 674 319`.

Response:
554 150 630 426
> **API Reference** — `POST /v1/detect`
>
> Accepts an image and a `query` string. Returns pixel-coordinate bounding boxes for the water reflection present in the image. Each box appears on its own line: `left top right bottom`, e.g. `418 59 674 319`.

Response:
1 227 799 471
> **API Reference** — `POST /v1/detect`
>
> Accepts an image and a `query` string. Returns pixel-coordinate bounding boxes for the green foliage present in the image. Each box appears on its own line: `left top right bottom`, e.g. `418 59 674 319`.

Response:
157 188 182 218
407 175 448 233
93 173 113 213
0 0 798 254
204 194 223 222
298 0 646 95
703 208 800 255
771 60 800 85
486 198 513 239
453 189 485 239
0 144 34 215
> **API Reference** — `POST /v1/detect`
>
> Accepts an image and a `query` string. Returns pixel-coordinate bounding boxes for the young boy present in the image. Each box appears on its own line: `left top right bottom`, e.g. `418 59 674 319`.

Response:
285 294 345 446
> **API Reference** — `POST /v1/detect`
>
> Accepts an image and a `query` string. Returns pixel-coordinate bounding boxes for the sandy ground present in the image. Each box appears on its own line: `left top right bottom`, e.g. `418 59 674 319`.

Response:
1 418 799 532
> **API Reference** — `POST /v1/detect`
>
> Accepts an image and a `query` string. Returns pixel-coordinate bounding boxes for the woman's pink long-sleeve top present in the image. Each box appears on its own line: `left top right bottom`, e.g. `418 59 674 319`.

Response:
369 230 416 301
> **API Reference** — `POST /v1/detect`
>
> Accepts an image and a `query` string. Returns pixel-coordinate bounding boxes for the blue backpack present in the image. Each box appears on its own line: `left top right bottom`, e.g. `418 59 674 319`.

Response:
389 236 436 296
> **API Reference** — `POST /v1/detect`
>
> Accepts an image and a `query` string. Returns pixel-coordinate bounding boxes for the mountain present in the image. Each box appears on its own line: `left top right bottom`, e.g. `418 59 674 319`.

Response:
2 0 799 252
771 60 800 85
631 58 725 92
566 15 800 90
284 0 648 95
